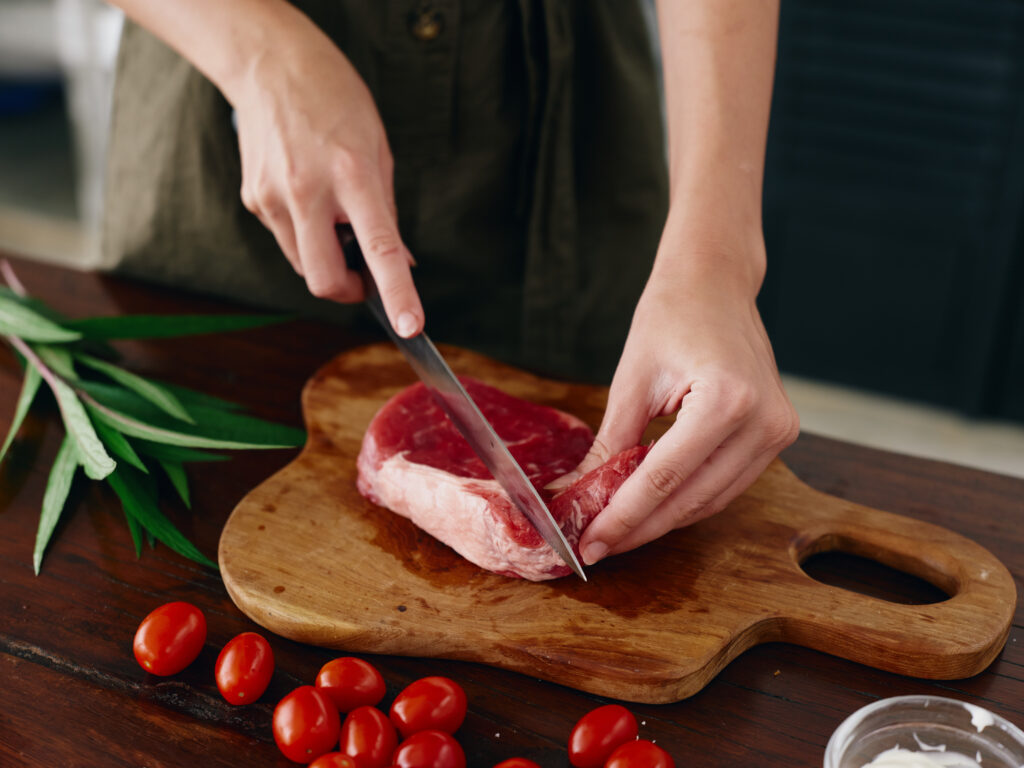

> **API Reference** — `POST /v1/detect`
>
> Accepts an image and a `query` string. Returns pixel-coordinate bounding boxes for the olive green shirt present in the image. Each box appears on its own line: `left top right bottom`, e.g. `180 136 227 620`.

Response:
102 0 668 382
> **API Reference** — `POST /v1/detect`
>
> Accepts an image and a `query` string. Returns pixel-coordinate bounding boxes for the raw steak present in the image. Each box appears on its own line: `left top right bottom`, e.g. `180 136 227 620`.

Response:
356 377 647 580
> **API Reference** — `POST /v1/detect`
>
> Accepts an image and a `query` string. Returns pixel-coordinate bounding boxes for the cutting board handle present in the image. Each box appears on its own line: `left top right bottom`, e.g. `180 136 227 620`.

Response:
773 478 1016 678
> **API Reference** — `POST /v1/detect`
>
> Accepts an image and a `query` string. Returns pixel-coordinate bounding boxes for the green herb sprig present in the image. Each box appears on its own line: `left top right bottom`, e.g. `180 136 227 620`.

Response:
0 261 305 573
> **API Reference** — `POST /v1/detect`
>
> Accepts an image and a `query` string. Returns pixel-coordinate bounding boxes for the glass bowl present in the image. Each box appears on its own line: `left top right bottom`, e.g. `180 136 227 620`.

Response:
824 695 1024 768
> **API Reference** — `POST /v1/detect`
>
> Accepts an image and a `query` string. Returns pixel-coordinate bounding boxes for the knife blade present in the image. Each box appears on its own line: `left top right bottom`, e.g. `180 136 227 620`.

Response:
341 231 586 580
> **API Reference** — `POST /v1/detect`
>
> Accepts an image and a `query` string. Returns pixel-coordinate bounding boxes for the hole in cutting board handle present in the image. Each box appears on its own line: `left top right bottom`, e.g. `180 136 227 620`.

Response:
798 535 954 605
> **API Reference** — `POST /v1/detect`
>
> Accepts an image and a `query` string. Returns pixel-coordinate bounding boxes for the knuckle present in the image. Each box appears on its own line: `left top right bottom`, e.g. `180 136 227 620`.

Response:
761 401 800 449
306 275 344 299
286 170 318 206
764 411 793 444
251 177 283 214
686 488 719 514
691 498 727 525
721 379 757 422
644 463 687 499
239 183 258 214
783 407 801 446
362 233 405 263
606 512 644 540
698 372 756 424
333 151 372 184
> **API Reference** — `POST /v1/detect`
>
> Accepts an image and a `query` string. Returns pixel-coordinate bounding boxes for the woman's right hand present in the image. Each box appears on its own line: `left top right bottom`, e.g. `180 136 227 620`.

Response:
229 12 423 338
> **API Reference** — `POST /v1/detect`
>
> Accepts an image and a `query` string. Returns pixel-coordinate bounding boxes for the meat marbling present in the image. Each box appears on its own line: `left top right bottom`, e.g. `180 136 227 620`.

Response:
356 377 647 580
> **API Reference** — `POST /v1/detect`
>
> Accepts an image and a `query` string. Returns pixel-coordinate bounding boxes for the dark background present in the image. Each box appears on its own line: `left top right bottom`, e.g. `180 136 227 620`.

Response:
760 0 1024 422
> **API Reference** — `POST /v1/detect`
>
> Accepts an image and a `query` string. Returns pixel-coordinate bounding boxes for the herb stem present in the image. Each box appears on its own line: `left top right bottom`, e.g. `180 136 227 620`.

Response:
6 333 59 390
0 259 28 297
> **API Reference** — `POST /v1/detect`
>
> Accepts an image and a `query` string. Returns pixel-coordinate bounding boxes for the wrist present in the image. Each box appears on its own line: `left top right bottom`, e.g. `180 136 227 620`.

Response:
652 206 767 300
215 3 314 107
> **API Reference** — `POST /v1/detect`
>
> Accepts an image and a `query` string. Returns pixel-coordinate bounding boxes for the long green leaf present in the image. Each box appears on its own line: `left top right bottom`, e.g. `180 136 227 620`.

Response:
0 287 70 324
123 508 143 557
79 380 304 447
107 465 216 568
33 435 79 574
35 345 77 380
158 380 244 412
45 375 116 480
76 353 194 424
159 459 190 508
85 399 298 450
0 295 81 342
131 439 228 464
64 313 288 340
93 418 148 473
180 404 305 447
0 363 41 464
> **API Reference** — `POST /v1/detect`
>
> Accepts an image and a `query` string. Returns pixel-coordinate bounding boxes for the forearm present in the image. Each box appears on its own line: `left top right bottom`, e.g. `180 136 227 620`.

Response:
106 0 315 105
655 0 780 291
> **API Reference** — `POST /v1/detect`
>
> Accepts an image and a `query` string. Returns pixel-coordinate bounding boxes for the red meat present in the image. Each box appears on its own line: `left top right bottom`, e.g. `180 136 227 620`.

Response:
356 378 647 580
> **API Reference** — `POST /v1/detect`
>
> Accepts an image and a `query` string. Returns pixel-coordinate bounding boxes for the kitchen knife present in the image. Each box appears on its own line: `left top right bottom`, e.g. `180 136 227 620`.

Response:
341 230 586 580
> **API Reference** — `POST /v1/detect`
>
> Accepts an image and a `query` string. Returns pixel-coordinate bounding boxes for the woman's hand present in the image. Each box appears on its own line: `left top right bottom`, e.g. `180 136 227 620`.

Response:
574 232 799 565
230 12 423 337
105 0 421 334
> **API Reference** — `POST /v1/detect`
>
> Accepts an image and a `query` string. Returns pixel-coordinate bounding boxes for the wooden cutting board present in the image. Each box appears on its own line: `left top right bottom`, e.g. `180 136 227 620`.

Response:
219 344 1016 704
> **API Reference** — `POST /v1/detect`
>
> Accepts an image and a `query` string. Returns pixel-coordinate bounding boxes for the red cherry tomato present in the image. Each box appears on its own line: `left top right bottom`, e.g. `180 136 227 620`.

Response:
132 601 206 676
392 730 466 768
273 686 341 764
316 657 387 712
309 753 359 768
214 632 274 705
568 704 639 768
493 759 542 768
389 676 467 738
605 740 674 768
340 705 399 768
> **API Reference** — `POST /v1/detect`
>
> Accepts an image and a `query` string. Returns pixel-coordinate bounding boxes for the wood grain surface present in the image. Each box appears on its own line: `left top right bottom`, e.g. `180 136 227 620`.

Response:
1 256 1022 767
220 343 1017 703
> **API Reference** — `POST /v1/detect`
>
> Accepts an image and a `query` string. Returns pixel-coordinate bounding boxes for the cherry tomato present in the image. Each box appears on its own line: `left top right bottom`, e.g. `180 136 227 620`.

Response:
389 676 467 738
340 705 399 768
493 759 542 768
316 657 387 712
273 685 341 764
605 739 674 768
568 704 639 768
309 753 359 768
392 730 466 768
214 632 274 705
132 601 206 676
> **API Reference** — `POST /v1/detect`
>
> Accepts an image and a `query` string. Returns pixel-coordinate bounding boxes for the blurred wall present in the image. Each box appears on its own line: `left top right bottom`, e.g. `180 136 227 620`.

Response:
760 0 1024 421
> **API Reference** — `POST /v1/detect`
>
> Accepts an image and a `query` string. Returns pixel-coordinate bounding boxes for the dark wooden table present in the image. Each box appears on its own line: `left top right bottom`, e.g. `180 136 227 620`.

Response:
0 256 1020 767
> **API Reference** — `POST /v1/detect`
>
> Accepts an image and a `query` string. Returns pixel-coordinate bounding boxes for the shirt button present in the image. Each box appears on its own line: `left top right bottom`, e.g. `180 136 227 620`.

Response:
408 5 444 41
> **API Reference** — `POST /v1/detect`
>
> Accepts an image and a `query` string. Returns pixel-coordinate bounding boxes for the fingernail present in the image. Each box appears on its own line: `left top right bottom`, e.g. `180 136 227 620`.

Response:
582 541 608 566
396 312 418 338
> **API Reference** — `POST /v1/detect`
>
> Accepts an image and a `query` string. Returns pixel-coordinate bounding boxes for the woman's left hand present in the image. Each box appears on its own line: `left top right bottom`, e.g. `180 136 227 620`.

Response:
573 231 799 565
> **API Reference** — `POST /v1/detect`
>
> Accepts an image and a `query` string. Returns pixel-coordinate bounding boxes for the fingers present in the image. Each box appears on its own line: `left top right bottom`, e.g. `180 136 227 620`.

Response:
606 440 777 557
345 174 423 338
546 375 653 492
577 380 749 565
292 198 364 302
579 379 799 565
256 205 303 276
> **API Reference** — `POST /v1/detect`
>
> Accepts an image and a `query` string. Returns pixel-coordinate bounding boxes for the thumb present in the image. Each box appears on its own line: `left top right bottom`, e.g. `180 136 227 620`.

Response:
545 376 650 492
